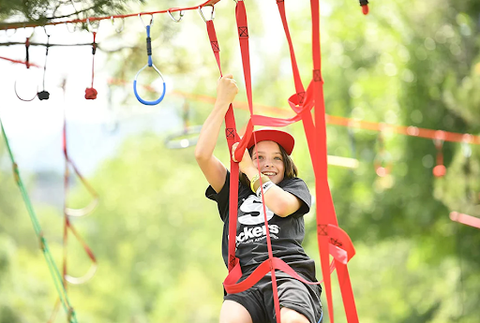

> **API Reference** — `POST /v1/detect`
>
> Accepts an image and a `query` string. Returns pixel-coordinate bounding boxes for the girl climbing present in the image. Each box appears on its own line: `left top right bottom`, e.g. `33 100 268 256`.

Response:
195 74 322 323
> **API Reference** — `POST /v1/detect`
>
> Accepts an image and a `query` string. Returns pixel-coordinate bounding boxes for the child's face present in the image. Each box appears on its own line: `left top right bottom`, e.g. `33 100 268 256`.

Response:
251 140 285 184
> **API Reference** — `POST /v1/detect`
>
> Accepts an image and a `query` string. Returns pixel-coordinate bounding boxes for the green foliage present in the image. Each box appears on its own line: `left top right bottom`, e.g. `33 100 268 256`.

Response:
0 0 142 27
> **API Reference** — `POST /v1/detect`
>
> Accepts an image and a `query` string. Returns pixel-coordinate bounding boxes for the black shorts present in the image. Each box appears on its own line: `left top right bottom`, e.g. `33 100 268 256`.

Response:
224 273 323 323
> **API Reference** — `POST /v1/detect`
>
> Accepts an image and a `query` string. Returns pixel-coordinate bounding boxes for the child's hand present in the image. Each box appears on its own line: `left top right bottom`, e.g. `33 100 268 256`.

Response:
216 74 238 105
232 142 255 175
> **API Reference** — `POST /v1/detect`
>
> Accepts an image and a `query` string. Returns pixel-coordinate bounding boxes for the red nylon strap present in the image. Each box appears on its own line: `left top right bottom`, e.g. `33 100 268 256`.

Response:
203 19 241 272
450 212 480 229
205 2 359 323
308 0 358 321
224 225 355 294
233 3 281 320
206 21 222 75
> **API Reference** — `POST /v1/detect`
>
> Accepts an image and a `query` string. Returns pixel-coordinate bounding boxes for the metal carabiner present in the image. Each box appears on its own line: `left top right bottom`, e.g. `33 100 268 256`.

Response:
86 17 99 33
110 16 124 33
168 9 184 23
138 13 154 28
15 35 38 101
198 5 215 22
133 16 166 105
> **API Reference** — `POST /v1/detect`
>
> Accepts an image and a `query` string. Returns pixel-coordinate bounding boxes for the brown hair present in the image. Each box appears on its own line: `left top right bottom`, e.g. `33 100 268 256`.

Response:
239 142 298 188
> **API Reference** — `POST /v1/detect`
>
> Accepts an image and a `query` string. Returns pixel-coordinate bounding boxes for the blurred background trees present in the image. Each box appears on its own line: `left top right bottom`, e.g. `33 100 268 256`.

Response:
1 0 479 322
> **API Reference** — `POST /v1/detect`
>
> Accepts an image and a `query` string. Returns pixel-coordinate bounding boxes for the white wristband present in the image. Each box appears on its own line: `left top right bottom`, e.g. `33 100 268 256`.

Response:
256 181 275 198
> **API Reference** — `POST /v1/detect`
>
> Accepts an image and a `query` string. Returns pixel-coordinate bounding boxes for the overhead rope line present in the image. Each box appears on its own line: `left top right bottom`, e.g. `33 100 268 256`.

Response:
173 91 480 145
0 118 78 323
0 0 222 30
0 42 98 47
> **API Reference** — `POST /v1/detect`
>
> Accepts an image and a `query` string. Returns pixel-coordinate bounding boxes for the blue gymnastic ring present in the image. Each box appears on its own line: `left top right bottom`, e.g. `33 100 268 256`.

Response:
133 64 166 106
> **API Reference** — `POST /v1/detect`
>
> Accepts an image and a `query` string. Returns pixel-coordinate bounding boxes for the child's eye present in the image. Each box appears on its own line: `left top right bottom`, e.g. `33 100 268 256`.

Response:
275 157 282 161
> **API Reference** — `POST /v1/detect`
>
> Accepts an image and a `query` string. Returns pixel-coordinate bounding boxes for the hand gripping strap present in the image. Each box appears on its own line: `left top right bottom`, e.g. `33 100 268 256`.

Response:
203 17 241 272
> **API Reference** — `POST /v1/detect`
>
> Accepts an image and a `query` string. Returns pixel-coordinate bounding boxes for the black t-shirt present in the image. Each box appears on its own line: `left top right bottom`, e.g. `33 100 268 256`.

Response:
206 171 317 282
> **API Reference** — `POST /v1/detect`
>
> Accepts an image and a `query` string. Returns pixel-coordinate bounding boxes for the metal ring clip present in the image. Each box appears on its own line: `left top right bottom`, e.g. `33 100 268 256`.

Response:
168 9 185 22
198 5 215 22
110 16 125 33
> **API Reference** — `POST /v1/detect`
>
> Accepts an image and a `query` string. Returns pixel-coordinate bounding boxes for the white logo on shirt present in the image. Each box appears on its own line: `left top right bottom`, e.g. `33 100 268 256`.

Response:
238 195 274 225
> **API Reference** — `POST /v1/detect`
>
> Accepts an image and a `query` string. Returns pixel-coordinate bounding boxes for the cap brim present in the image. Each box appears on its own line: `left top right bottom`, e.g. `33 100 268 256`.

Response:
247 129 295 155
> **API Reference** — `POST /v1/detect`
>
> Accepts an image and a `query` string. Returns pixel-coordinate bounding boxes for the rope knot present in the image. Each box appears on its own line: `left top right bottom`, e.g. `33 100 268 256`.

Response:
38 90 50 100
85 87 97 100
359 0 369 15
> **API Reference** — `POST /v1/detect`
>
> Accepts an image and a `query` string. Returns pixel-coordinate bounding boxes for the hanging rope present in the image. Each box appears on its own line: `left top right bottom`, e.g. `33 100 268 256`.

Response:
0 118 78 323
14 37 38 101
47 82 99 321
38 29 51 100
433 132 446 177
133 14 166 106
85 31 98 99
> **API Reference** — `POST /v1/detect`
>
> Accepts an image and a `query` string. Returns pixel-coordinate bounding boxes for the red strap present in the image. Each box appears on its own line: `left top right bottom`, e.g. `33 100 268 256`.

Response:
203 18 241 272
450 212 480 229
85 32 98 100
234 3 282 320
205 2 360 323
206 21 222 76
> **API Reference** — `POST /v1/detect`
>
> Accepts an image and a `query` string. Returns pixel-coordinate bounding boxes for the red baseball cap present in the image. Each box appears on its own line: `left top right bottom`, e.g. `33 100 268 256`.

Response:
247 128 295 155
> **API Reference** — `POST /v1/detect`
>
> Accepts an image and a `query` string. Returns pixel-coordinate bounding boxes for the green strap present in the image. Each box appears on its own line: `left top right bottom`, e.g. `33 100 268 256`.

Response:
0 118 78 323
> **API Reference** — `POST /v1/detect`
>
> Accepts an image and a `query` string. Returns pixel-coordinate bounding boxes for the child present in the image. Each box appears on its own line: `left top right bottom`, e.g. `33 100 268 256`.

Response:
195 75 322 323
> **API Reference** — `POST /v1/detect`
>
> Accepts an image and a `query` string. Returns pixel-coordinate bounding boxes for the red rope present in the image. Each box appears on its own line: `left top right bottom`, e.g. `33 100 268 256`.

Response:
0 56 41 67
0 0 223 30
85 32 98 100
169 90 480 146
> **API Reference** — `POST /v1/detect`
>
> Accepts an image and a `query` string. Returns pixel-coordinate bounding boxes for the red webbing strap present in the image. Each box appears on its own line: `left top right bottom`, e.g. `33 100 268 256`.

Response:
234 2 282 321
204 19 241 272
450 212 480 229
275 0 319 175
275 0 305 114
205 3 358 323
310 0 358 322
206 21 222 76
224 225 354 294
273 0 359 322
